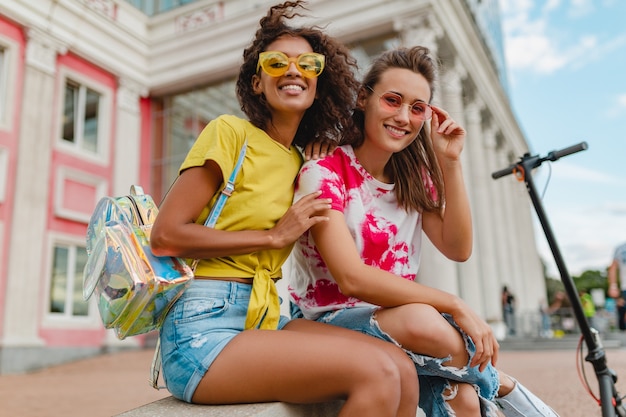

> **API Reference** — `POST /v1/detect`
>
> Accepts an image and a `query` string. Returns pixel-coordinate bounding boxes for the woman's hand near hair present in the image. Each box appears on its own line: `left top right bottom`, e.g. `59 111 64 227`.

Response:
429 105 466 163
423 105 473 261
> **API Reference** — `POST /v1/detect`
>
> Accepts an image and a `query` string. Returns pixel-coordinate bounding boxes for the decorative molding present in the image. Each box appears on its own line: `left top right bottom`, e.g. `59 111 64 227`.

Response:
54 167 107 223
117 77 149 113
175 2 225 34
394 13 443 54
84 0 118 21
25 29 68 75
465 99 485 124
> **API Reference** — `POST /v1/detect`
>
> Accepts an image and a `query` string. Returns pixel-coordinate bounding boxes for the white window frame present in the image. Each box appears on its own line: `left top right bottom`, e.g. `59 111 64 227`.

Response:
0 36 19 132
0 146 7 203
55 67 112 165
42 233 101 328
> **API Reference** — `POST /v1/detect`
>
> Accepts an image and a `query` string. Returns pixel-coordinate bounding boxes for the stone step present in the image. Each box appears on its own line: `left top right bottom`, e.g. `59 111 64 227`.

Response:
116 397 341 417
116 396 427 416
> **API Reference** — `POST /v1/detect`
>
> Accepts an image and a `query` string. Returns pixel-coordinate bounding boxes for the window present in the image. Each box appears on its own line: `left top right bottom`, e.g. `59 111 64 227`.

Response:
49 243 89 317
153 78 242 199
62 79 101 154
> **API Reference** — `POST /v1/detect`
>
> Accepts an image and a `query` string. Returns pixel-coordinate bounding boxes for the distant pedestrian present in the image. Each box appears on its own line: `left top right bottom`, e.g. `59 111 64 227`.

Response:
502 286 516 336
607 242 626 330
579 290 596 328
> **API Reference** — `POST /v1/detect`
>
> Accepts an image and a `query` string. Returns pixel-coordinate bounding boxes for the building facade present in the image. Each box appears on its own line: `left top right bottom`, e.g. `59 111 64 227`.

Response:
0 0 544 374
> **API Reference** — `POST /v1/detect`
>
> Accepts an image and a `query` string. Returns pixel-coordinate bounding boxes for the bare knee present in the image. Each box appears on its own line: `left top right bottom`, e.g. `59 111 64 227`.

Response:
386 305 469 365
446 383 481 417
390 347 419 408
349 349 404 411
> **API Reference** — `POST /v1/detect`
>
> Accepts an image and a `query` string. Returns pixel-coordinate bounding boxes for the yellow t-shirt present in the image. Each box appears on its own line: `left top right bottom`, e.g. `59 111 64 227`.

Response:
180 114 302 329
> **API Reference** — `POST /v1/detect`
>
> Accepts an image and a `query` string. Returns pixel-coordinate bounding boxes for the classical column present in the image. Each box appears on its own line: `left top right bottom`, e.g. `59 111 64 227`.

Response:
113 78 148 195
494 140 533 334
3 30 67 346
439 63 486 315
482 127 510 322
465 100 500 322
515 182 546 312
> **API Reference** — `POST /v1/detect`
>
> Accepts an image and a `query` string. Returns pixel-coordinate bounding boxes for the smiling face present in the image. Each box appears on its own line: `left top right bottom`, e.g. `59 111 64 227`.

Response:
359 68 432 156
252 35 318 120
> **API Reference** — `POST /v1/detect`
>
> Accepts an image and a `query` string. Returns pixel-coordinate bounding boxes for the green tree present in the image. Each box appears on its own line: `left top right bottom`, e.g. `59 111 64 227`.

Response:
572 269 607 293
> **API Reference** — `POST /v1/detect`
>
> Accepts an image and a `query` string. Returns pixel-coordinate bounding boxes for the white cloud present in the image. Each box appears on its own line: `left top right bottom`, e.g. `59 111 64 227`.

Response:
535 202 626 276
542 0 561 14
568 0 595 17
499 0 609 75
535 160 619 184
607 93 626 119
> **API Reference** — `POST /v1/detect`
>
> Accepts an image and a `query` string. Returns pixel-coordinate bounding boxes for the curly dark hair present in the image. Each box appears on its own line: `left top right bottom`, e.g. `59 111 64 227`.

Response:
343 46 444 214
236 1 359 147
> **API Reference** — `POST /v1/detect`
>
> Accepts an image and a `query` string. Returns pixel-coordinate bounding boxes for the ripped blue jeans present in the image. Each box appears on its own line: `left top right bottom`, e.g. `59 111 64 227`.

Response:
291 304 501 417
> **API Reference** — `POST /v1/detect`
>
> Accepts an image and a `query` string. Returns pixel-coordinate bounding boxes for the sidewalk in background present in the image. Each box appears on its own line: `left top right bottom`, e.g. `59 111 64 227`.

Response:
2 340 626 417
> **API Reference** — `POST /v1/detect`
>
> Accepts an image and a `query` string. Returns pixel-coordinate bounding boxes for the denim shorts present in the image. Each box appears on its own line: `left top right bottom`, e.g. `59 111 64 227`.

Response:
159 280 289 402
291 304 500 417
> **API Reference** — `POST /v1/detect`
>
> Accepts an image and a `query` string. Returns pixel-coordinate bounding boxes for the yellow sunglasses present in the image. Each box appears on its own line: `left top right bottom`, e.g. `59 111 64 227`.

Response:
257 51 325 78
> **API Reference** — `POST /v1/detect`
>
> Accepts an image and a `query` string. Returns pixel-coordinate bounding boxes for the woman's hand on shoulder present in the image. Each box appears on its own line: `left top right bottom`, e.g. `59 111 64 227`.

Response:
267 191 332 248
302 140 337 161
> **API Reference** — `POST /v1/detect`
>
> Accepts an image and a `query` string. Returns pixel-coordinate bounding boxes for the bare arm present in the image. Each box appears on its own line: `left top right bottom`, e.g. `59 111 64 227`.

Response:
422 106 472 261
608 259 620 298
150 160 330 259
311 210 498 367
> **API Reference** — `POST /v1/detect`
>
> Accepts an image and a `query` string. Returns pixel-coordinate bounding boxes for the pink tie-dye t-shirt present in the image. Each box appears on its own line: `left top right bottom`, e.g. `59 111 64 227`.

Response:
288 145 424 320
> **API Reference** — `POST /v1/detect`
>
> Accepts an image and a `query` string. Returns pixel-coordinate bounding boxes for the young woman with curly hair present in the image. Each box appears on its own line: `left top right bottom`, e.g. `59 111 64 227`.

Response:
150 2 419 416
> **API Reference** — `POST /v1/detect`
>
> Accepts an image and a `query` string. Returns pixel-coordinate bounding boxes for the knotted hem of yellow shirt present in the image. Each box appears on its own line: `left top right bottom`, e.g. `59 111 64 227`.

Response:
244 268 281 330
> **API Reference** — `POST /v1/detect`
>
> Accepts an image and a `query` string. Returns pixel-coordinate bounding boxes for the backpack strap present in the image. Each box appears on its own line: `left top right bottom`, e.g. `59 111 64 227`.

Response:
150 139 247 390
204 139 248 227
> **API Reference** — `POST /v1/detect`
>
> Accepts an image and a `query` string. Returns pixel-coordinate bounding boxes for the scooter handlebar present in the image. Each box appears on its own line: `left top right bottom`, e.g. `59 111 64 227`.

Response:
491 141 588 180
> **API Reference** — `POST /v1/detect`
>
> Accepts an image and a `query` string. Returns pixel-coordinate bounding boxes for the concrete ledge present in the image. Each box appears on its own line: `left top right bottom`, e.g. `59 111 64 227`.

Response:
116 396 344 417
117 396 427 416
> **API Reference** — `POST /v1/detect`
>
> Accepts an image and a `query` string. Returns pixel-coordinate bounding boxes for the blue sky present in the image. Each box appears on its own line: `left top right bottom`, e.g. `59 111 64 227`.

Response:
498 0 626 276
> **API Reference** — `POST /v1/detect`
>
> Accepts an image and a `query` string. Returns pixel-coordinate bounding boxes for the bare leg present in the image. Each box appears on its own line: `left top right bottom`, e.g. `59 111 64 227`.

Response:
377 304 492 415
446 382 482 417
377 305 553 415
377 304 515 388
376 303 470 367
284 319 419 417
191 319 418 417
497 372 516 396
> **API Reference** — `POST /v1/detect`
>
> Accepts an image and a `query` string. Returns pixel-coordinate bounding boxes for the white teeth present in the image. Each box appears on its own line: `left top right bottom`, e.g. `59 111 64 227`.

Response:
387 126 406 136
281 85 304 91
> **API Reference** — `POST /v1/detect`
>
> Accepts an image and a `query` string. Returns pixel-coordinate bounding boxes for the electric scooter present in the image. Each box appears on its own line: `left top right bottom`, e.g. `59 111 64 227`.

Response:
492 142 626 417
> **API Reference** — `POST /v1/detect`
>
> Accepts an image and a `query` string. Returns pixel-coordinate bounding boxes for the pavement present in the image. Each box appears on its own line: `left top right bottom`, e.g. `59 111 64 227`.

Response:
3 335 626 417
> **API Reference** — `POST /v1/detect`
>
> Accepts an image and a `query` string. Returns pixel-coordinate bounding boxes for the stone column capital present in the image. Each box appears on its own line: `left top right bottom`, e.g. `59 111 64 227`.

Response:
117 77 149 113
394 13 443 54
25 29 68 75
